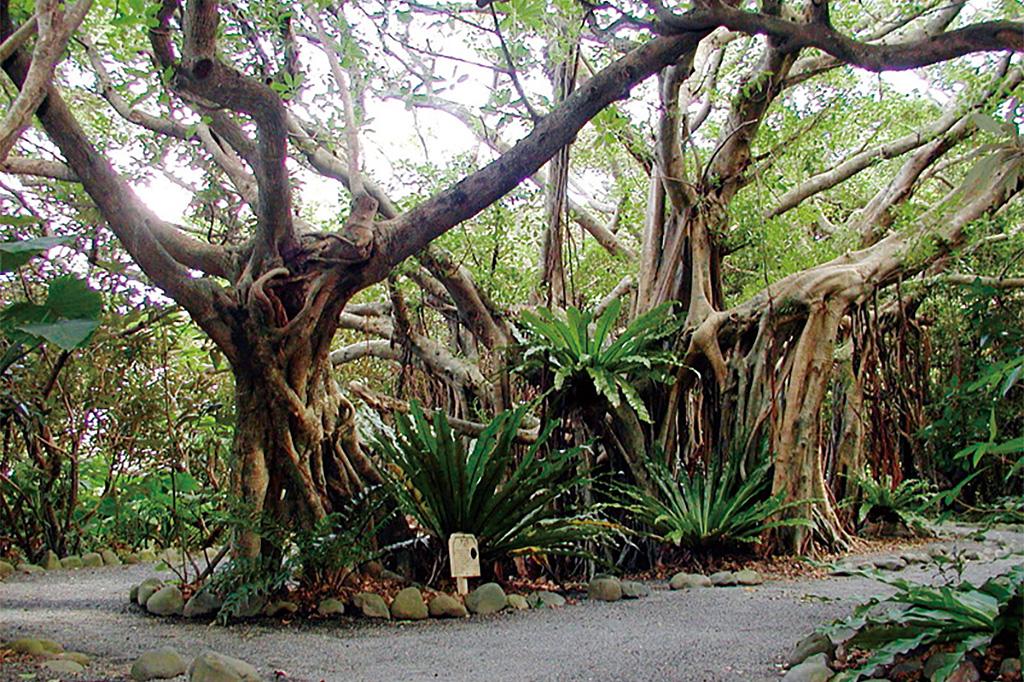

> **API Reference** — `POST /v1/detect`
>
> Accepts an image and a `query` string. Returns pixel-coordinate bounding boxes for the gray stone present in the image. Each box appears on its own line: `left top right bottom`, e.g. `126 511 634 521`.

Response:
734 569 764 585
788 632 835 667
317 598 345 617
131 648 187 680
60 555 83 569
124 553 141 565
873 556 907 571
81 552 104 568
669 572 712 589
183 588 223 618
901 551 930 564
924 653 959 680
130 584 139 603
506 594 530 610
60 652 91 667
710 571 738 586
41 659 85 675
0 560 12 579
263 600 299 617
620 580 650 599
946 661 980 682
9 638 62 657
783 653 832 682
353 592 390 619
390 587 428 620
466 582 507 615
138 549 158 562
527 590 566 608
999 658 1021 677
42 551 61 570
146 585 185 616
136 578 164 607
17 562 44 574
101 549 122 566
225 593 266 619
428 594 468 618
188 651 260 682
889 659 923 676
588 577 623 602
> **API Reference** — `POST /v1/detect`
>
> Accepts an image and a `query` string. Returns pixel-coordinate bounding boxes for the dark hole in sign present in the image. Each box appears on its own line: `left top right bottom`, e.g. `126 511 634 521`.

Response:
470 547 477 560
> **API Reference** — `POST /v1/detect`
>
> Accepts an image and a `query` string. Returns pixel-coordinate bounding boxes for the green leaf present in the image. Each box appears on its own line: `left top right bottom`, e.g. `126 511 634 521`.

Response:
16 319 100 350
46 276 103 320
0 235 74 272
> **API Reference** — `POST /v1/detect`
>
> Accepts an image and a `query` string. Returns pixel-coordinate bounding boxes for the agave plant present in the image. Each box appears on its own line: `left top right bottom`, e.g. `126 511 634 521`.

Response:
517 299 681 422
374 402 608 561
609 447 811 551
824 564 1023 682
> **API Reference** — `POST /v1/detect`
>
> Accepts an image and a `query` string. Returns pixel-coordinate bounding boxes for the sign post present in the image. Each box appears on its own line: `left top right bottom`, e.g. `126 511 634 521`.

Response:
447 533 480 595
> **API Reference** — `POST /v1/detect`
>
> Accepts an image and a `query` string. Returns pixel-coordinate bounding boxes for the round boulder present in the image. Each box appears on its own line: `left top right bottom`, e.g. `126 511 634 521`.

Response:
101 549 122 566
42 551 61 570
136 578 164 607
0 560 13 579
588 577 623 602
506 594 530 610
734 569 764 586
352 592 390 619
41 659 84 676
60 555 83 569
390 587 428 620
81 552 104 568
620 580 650 599
428 594 468 618
709 571 737 586
669 572 711 590
131 648 187 681
465 582 506 615
184 588 223 619
146 585 184 616
188 650 260 682
317 598 345 617
527 590 566 608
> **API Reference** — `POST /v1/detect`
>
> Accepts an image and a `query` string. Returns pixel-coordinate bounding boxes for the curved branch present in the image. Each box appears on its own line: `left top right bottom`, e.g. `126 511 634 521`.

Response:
654 6 1022 72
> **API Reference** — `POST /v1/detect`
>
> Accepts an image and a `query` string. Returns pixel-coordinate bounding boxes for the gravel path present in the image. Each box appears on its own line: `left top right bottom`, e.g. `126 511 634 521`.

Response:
2 528 1022 682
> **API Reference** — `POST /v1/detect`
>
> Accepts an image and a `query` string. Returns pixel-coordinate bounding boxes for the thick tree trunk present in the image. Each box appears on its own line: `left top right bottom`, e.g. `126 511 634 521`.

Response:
231 334 378 559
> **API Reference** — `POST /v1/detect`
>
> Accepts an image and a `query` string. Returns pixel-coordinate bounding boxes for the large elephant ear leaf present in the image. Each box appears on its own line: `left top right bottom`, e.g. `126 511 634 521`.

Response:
15 319 99 351
0 235 73 272
46 276 103 320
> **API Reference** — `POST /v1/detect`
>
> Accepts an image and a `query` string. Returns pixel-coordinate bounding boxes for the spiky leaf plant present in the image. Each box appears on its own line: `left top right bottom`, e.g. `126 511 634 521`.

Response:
609 447 811 551
374 402 609 561
518 300 681 422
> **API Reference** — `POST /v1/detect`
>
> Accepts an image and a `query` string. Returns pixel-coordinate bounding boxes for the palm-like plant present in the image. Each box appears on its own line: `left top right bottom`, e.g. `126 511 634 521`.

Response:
518 300 681 422
374 402 607 561
610 448 811 550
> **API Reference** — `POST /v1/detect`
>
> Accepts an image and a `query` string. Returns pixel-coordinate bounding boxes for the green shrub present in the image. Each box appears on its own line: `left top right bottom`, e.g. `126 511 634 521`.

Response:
850 471 936 533
374 401 607 561
608 448 810 551
825 564 1023 682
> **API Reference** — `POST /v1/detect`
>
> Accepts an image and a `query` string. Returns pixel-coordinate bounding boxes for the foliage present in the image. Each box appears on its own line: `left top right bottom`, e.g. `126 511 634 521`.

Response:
824 564 1024 682
84 472 223 551
518 300 682 422
608 446 811 551
206 488 392 623
849 471 936 533
374 401 607 561
206 556 291 625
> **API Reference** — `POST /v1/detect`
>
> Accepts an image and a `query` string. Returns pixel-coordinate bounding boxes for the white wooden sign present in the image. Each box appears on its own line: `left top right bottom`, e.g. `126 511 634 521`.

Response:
448 533 480 595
